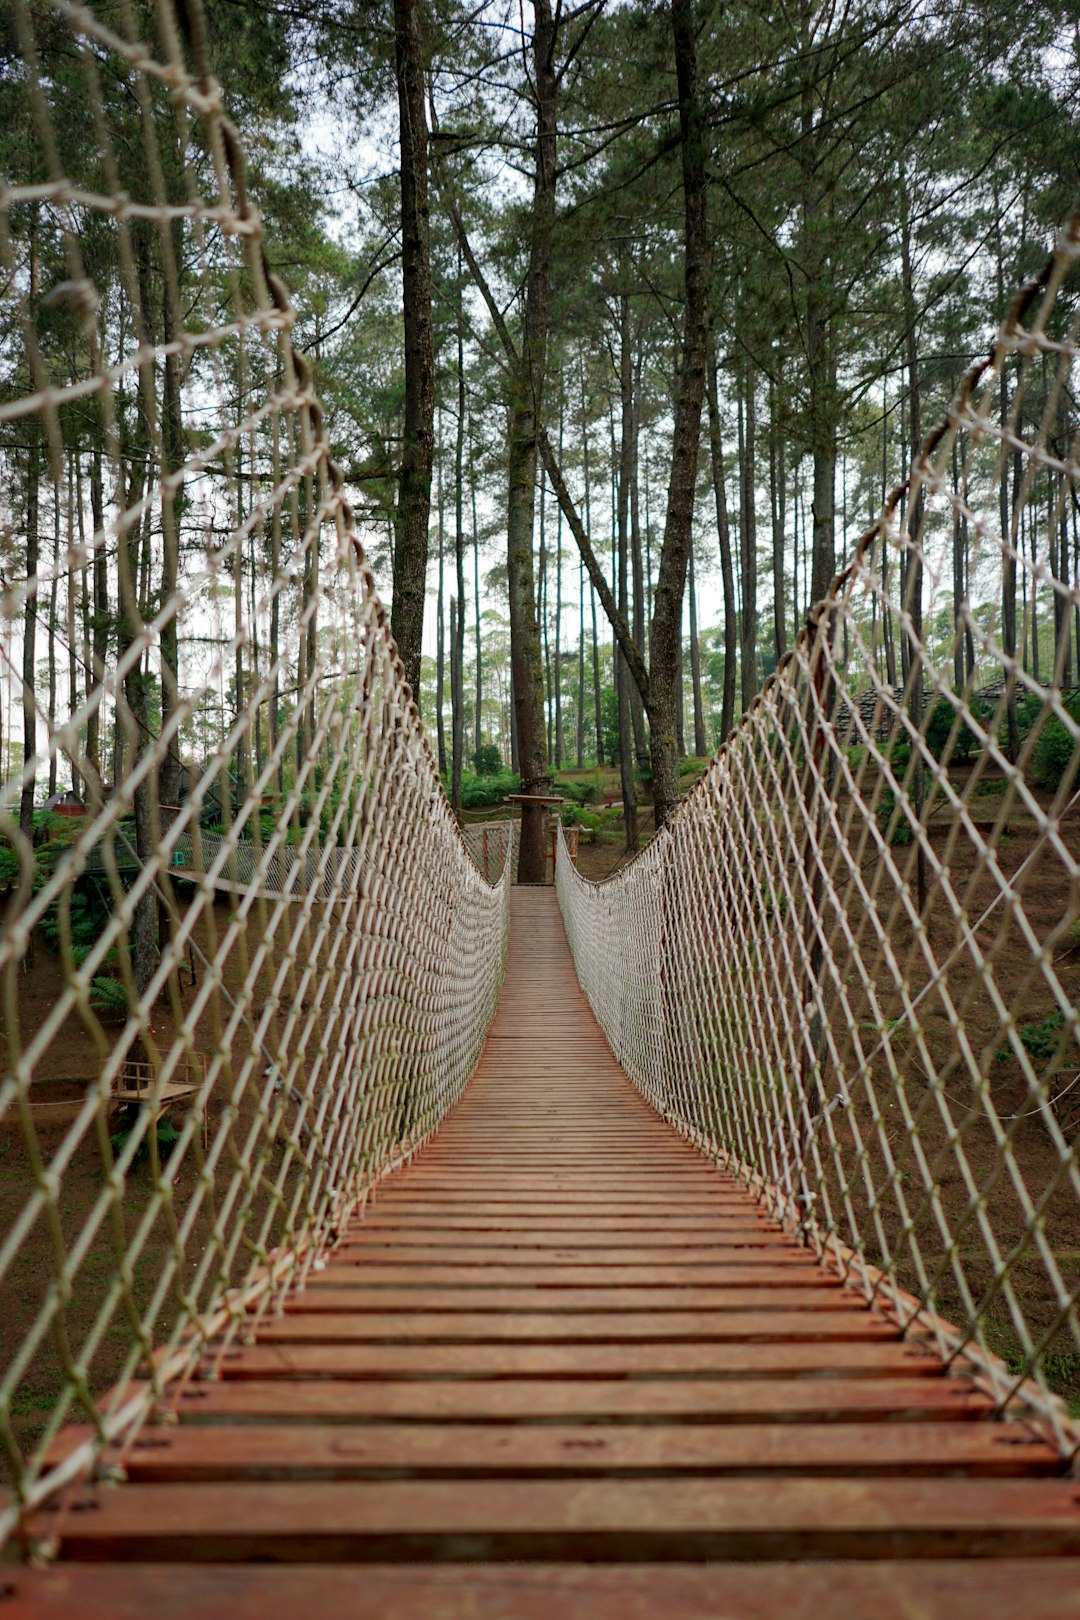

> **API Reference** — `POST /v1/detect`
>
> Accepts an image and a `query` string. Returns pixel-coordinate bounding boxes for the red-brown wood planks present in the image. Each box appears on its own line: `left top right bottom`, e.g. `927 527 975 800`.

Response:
112 1422 1060 1481
8 1562 1080 1620
32 1477 1080 1563
197 1342 941 1378
170 1374 993 1423
21 887 1080 1607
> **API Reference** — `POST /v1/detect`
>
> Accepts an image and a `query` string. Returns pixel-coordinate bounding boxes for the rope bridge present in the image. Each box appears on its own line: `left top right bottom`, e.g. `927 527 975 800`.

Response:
3 0 1080 1609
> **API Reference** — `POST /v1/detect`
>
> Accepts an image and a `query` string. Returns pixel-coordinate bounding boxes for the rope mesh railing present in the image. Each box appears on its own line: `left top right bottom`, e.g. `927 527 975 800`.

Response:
0 0 512 1545
558 208 1080 1457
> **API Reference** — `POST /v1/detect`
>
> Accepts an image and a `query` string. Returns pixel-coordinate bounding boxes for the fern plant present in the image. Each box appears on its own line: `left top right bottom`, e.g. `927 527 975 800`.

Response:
90 976 128 1018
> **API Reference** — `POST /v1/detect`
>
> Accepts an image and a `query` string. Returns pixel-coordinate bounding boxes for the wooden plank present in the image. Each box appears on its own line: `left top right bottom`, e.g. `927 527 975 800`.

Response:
365 1197 761 1210
113 1422 1062 1482
172 1375 994 1424
35 1477 1080 1562
412 1159 714 1169
253 1308 895 1344
383 1184 737 1197
328 1253 817 1272
349 1216 782 1232
203 1342 936 1379
313 1266 833 1288
291 1286 862 1312
10 1562 1080 1620
334 1238 796 1257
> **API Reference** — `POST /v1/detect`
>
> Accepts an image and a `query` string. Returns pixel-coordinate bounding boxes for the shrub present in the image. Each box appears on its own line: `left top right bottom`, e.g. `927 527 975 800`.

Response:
1015 692 1044 741
41 890 107 956
554 779 597 806
1033 716 1078 792
0 846 20 889
876 786 912 846
460 770 519 809
888 738 912 777
110 1110 182 1168
1012 1009 1066 1065
925 696 988 764
472 743 503 776
560 804 601 830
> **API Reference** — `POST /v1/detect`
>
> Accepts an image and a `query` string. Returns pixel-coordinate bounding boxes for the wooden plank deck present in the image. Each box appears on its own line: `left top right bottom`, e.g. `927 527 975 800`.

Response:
15 887 1080 1615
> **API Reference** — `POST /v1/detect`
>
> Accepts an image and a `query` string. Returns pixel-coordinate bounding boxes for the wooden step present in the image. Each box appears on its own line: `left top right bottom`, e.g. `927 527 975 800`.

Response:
113 1421 1061 1482
201 1341 936 1380
33 1477 1080 1563
171 1374 994 1424
10 1561 1080 1620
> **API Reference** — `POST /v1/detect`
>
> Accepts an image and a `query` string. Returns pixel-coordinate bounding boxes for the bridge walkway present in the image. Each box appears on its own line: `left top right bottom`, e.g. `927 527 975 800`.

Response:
13 888 1080 1616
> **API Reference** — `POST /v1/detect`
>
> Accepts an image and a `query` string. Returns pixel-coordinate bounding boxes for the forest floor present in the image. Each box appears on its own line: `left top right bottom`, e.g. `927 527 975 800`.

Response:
3 755 1080 1477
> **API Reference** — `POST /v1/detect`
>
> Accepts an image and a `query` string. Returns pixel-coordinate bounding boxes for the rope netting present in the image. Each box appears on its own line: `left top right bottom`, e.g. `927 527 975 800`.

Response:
558 208 1080 1456
0 0 512 1541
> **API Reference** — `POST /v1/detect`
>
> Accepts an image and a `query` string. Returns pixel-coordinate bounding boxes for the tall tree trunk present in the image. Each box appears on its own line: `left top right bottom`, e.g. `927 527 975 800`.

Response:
616 290 638 848
1073 502 1080 686
89 449 109 791
951 437 966 690
47 483 59 799
436 430 447 774
1029 499 1040 684
799 4 836 612
269 364 283 794
770 375 787 665
390 0 435 704
20 436 39 839
234 441 247 794
629 354 648 766
995 202 1021 760
159 281 182 817
688 533 706 755
117 233 160 997
808 329 836 607
580 360 603 767
505 0 557 879
707 344 737 742
472 448 482 756
880 384 897 686
577 559 585 769
648 0 709 827
554 458 564 769
539 450 552 758
453 322 467 816
739 368 758 711
677 616 686 758
900 169 927 914
644 461 654 645
1053 476 1071 685
590 586 603 766
249 527 263 781
66 460 79 797
450 600 463 812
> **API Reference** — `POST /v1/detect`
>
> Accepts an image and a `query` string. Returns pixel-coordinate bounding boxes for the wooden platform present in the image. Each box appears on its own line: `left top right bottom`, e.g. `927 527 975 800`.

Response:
15 888 1080 1615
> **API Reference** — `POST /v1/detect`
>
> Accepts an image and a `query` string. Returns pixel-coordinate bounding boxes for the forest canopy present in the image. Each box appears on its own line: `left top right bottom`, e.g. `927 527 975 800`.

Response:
2 0 1079 872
